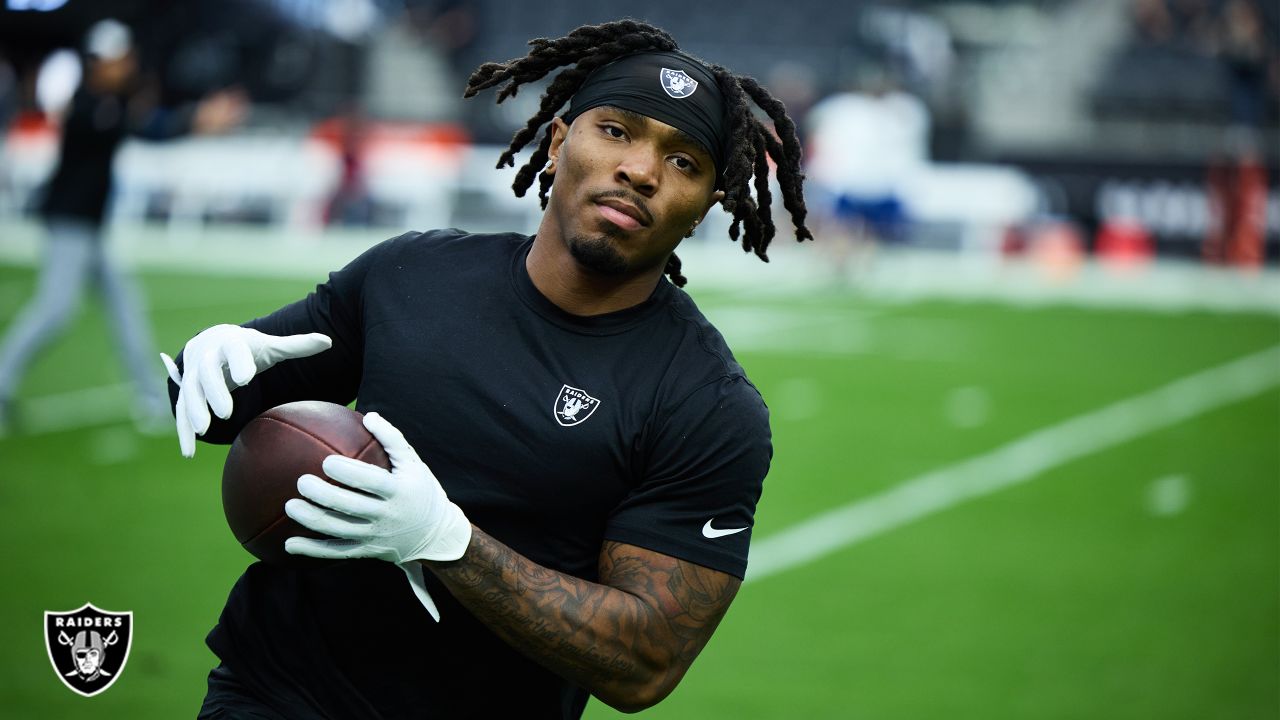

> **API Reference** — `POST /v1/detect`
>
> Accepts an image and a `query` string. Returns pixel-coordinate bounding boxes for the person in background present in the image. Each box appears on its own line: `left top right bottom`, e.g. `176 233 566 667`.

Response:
1203 0 1272 268
805 68 929 282
0 19 246 433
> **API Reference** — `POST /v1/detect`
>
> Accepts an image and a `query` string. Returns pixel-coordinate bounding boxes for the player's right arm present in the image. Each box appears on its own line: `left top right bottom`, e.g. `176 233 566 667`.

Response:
162 233 408 456
161 326 332 457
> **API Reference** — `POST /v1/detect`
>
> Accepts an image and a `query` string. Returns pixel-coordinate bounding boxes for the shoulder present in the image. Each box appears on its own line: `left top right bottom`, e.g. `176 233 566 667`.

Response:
648 288 768 430
378 228 526 260
660 287 746 380
669 375 769 443
354 229 528 279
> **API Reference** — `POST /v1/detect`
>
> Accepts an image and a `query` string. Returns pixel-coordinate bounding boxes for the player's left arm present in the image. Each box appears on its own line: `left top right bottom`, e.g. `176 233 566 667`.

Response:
128 76 247 141
282 411 743 713
428 530 739 713
287 378 769 707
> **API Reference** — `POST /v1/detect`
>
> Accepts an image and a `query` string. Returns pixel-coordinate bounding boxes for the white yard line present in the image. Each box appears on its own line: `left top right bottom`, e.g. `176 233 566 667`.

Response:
745 344 1280 584
11 343 1279 578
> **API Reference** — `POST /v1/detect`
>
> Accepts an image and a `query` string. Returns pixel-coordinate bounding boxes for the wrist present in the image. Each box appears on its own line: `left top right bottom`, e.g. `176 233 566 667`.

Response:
409 506 473 564
418 522 478 568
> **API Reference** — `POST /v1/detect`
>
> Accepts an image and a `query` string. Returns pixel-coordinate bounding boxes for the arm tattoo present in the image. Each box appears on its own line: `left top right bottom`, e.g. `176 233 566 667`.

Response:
425 529 740 710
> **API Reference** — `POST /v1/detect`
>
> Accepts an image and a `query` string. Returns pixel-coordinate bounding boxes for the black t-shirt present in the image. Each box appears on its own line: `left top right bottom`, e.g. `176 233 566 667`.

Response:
184 230 772 718
40 87 130 224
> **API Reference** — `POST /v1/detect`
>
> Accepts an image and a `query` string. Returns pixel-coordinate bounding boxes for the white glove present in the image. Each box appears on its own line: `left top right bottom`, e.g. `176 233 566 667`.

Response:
283 411 473 621
161 324 331 457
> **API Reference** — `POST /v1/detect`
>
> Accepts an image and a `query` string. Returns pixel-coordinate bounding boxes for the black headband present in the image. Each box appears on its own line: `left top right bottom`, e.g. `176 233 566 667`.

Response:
563 50 727 180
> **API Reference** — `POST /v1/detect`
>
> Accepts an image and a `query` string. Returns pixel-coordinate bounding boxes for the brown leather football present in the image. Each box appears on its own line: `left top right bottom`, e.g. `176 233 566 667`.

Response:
222 400 390 566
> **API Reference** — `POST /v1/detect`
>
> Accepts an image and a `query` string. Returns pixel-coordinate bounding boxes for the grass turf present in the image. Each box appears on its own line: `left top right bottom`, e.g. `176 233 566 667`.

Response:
0 264 1275 719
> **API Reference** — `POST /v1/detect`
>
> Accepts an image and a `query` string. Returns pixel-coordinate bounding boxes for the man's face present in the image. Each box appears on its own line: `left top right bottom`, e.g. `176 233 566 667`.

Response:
545 106 723 279
91 51 138 92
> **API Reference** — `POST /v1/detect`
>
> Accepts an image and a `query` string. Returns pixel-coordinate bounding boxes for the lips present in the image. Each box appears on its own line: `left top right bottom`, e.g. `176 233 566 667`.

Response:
595 198 649 231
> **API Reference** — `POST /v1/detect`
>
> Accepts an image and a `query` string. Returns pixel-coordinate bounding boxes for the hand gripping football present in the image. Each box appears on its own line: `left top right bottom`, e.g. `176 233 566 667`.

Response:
222 401 390 566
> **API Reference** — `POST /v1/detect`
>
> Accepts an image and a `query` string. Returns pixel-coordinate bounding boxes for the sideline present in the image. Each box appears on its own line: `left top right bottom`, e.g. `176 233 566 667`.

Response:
1 219 1277 314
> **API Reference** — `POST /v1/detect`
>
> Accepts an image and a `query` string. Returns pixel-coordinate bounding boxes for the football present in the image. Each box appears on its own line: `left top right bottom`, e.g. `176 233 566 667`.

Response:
221 400 390 566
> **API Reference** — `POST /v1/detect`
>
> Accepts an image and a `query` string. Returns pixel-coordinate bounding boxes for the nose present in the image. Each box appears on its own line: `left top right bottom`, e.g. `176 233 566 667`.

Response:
614 145 660 198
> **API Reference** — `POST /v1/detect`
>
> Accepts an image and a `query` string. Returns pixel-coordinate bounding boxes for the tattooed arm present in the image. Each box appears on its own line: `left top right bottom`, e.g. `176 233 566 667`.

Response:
423 528 740 712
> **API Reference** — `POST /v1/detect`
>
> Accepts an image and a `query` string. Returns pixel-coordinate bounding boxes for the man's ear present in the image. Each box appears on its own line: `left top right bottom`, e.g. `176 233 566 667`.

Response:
546 116 570 174
699 190 726 222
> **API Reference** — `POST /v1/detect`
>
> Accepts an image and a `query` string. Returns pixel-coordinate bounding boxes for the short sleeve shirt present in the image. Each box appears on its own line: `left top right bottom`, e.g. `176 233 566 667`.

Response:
186 230 771 719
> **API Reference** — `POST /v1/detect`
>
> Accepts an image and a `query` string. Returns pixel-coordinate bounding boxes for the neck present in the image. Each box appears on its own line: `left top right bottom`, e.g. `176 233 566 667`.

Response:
526 219 665 317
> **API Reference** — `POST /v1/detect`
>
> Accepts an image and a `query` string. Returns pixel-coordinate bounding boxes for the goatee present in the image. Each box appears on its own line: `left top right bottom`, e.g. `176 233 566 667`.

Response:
568 234 629 276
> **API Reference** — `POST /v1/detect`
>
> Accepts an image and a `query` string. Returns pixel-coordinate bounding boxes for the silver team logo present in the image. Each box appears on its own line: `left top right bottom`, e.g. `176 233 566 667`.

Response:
554 385 601 427
660 68 698 99
44 602 133 697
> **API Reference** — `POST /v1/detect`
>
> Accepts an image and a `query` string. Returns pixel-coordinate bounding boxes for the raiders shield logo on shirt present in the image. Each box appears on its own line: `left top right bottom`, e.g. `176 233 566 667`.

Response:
554 385 601 427
660 68 698 98
44 603 133 697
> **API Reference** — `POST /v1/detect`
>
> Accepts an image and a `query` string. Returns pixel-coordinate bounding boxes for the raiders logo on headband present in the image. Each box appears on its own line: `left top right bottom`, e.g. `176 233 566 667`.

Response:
564 51 726 174
660 68 698 99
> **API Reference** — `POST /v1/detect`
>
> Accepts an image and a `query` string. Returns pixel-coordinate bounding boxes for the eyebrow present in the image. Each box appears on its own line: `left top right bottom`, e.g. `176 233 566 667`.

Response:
605 106 712 163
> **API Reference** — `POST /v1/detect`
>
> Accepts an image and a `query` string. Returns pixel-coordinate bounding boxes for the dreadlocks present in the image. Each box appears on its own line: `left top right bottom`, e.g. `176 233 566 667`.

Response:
463 19 813 287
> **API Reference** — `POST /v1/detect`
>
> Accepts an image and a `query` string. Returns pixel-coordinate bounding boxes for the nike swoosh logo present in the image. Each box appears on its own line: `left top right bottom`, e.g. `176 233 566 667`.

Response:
702 519 749 539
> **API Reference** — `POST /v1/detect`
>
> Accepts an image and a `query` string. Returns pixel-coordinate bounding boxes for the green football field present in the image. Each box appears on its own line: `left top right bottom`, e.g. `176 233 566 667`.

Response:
0 260 1276 719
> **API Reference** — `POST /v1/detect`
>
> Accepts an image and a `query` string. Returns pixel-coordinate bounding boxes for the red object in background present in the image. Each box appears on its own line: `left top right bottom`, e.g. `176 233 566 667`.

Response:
1030 219 1086 282
1205 153 1267 269
1000 224 1029 256
309 117 469 149
1095 219 1155 272
7 109 57 140
309 116 470 226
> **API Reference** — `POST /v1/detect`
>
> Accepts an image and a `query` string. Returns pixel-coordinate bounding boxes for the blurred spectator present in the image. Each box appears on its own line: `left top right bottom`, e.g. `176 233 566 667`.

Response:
1117 0 1274 265
1131 0 1217 49
1131 0 1175 44
0 58 15 130
320 17 375 227
1122 0 1277 123
410 0 478 63
1204 0 1271 268
805 69 929 280
323 103 374 226
1204 132 1267 268
1217 0 1270 127
765 61 820 133
0 19 246 433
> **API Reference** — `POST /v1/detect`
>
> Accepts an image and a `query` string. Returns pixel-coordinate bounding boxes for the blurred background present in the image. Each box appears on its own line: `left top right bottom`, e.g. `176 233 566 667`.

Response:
0 1 1276 718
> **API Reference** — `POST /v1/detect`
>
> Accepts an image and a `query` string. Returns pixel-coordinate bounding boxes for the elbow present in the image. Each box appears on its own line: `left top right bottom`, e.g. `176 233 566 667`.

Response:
598 669 681 713
600 688 668 714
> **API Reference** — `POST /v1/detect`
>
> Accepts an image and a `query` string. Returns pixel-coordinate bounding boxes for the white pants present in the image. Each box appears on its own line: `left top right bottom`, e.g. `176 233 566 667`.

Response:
0 218 164 411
